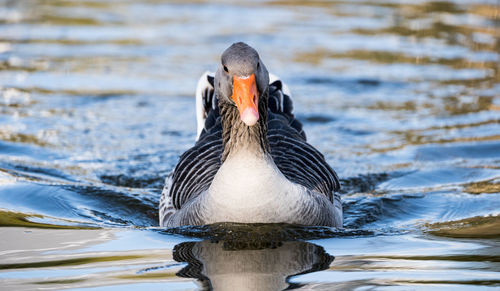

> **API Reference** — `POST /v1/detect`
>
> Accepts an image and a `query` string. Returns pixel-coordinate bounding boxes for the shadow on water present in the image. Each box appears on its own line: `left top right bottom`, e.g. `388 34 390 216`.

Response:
160 222 374 241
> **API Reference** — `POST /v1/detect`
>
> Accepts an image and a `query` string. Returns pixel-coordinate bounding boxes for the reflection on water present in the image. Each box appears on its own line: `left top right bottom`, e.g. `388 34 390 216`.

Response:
173 240 333 291
1 227 499 290
1 0 500 289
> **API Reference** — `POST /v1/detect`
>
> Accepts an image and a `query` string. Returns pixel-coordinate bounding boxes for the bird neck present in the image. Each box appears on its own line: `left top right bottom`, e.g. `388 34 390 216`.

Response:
220 96 270 162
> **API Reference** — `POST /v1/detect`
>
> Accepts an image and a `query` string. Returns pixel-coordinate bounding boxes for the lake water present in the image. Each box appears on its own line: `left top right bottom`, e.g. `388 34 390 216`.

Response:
1 0 499 290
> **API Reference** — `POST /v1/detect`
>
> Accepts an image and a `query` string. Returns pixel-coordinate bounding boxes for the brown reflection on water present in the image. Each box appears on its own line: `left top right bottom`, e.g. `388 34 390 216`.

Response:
297 1 499 84
465 179 500 194
426 215 500 238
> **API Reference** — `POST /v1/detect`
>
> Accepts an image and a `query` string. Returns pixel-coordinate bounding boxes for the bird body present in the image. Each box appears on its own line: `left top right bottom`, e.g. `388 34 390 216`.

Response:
159 43 342 227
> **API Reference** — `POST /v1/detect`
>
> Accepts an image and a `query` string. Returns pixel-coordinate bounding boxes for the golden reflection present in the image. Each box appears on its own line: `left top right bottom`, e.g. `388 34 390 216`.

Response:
426 215 500 238
369 117 500 153
370 133 500 154
3 87 137 97
0 130 51 147
293 0 499 93
34 279 86 285
36 0 112 9
0 210 97 229
0 254 145 270
115 272 178 280
296 49 498 72
0 38 145 45
32 15 102 26
465 180 500 194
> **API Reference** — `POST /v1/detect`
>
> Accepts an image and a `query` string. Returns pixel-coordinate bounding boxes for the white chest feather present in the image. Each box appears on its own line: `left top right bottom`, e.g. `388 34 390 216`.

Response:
205 150 303 223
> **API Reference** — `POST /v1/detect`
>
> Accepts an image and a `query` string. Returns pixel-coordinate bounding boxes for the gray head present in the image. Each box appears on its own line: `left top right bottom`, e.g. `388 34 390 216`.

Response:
215 42 270 126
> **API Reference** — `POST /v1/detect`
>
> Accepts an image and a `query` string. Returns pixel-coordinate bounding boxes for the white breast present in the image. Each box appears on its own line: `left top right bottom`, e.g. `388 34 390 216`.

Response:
204 150 304 223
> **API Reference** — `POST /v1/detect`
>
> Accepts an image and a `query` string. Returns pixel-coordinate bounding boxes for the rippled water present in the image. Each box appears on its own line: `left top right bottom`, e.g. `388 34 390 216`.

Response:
1 0 499 290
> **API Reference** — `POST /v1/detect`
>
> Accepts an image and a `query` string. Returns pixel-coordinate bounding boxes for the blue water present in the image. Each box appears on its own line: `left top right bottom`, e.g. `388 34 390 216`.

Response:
0 0 499 290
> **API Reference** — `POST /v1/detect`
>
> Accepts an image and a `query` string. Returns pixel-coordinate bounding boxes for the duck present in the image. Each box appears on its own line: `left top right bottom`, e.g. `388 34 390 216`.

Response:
159 42 342 227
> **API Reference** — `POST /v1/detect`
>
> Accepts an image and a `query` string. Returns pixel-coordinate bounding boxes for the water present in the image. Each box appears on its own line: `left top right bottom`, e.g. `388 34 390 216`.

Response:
1 0 499 290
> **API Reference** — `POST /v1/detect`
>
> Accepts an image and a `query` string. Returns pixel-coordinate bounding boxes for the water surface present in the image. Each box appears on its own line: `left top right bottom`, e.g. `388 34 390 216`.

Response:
1 0 499 290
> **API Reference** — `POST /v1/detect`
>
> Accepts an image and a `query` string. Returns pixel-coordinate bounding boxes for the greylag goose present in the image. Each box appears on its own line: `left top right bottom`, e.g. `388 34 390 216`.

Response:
159 42 342 227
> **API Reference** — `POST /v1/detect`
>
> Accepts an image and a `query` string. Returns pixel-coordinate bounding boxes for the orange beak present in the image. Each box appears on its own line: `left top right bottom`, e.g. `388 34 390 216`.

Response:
232 74 259 126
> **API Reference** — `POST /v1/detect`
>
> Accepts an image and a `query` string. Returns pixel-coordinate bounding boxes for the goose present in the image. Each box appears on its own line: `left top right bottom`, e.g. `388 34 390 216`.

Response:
159 42 342 227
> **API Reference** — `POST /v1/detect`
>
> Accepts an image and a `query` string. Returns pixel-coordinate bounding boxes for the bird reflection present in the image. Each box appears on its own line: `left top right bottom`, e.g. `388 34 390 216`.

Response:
173 239 334 291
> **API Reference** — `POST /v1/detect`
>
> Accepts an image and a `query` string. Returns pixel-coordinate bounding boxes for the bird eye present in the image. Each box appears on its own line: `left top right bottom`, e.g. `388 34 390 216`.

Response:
257 62 260 69
223 65 229 73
